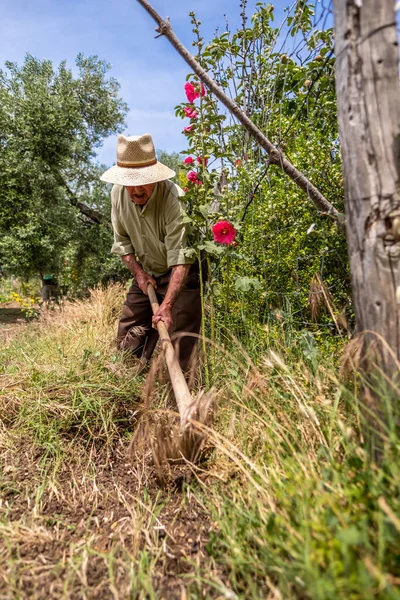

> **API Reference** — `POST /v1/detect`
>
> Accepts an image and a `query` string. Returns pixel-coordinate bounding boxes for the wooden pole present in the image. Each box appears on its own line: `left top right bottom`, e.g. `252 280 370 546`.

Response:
147 284 194 427
333 0 400 400
136 0 340 220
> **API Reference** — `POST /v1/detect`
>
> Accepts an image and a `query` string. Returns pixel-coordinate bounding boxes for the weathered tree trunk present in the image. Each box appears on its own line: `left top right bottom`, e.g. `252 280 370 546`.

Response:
333 1 400 399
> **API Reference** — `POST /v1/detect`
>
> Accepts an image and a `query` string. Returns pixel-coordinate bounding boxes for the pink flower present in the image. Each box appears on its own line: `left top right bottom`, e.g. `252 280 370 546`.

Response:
195 179 203 186
184 187 189 192
197 156 208 167
187 171 198 182
184 156 194 165
184 82 197 103
184 125 194 133
184 81 206 102
212 220 237 245
184 106 198 119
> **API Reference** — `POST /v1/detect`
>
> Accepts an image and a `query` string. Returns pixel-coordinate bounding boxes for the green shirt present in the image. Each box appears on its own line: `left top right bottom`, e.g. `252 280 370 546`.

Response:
111 180 194 277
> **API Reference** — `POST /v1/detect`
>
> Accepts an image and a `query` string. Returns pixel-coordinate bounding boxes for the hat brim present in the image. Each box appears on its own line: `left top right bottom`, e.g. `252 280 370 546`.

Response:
100 161 175 186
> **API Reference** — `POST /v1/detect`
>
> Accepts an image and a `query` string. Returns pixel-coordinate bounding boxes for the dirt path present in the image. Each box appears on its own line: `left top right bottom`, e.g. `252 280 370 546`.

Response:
0 437 226 599
0 302 27 342
0 295 231 598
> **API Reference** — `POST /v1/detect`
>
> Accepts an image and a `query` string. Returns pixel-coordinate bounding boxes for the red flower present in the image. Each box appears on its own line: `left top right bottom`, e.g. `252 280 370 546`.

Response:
183 187 189 192
184 82 197 103
212 220 237 245
187 171 198 182
184 106 198 119
184 125 194 133
184 156 194 165
235 159 242 169
184 81 206 102
197 156 208 167
195 179 203 186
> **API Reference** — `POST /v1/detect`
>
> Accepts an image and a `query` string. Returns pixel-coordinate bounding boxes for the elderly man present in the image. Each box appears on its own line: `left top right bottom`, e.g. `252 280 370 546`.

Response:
100 133 201 372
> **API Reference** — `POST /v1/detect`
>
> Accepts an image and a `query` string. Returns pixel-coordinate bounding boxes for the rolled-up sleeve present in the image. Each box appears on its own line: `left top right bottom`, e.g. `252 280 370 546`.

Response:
165 195 195 268
111 203 134 256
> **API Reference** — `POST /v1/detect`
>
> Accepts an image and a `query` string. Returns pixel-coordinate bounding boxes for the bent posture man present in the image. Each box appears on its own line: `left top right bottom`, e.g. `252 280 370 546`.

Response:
100 133 201 372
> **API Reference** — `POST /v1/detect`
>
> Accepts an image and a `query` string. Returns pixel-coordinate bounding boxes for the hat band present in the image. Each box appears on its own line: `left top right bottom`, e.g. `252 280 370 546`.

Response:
117 158 157 169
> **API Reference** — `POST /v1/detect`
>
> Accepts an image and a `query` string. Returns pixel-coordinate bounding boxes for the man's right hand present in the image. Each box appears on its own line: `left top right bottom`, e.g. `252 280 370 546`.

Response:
135 269 157 295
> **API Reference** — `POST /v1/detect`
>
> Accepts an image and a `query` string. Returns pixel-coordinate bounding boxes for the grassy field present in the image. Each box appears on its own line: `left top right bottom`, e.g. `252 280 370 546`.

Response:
1 285 399 599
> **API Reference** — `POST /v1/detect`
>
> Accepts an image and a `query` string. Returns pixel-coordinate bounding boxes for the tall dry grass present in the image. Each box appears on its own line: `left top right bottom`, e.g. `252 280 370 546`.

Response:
0 284 399 599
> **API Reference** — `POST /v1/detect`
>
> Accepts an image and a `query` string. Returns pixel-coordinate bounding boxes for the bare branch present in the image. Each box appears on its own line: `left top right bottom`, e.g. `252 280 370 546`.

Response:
136 0 340 219
63 181 110 226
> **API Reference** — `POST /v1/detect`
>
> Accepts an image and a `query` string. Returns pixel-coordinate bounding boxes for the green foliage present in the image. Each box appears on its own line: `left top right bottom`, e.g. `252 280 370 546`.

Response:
156 149 182 175
0 54 127 283
175 1 350 342
0 277 41 304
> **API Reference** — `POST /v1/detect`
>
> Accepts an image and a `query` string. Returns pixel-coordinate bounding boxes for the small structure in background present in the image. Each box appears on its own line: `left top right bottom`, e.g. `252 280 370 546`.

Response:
41 274 60 302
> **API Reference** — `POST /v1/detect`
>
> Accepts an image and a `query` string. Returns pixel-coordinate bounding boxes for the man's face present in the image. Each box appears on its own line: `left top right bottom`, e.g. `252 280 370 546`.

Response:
125 183 156 205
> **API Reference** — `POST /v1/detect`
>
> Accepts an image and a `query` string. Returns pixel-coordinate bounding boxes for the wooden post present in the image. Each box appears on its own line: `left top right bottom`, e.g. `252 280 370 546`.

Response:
333 1 400 399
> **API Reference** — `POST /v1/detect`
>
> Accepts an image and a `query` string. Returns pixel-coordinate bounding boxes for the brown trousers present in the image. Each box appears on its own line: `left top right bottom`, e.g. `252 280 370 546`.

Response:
117 268 201 372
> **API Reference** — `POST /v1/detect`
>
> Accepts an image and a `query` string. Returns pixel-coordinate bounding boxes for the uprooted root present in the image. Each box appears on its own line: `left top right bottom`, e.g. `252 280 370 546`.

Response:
129 389 214 485
129 351 214 484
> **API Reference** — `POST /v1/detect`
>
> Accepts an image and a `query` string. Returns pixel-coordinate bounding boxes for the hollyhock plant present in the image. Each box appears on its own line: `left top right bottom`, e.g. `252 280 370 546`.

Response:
187 171 199 182
184 156 194 165
184 81 206 103
212 220 237 245
197 156 208 167
184 82 197 103
184 106 198 119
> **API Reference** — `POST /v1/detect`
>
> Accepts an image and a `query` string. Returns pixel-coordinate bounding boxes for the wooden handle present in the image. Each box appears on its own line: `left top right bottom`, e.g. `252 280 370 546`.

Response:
147 284 193 426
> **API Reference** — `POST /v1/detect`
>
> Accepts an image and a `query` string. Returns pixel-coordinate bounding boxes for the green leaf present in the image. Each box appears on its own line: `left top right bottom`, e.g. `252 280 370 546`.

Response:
199 204 210 218
234 277 262 292
183 248 196 258
201 240 224 255
336 527 362 547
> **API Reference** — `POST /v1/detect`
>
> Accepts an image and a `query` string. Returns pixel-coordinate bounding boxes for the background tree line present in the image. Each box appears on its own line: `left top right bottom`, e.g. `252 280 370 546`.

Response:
0 54 127 292
0 1 351 344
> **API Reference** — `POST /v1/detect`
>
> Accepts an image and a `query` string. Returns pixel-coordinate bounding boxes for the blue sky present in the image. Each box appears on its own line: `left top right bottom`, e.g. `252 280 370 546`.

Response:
1 0 301 166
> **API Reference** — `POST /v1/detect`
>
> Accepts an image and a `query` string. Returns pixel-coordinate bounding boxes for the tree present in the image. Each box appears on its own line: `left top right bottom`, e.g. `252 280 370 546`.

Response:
0 54 127 280
333 1 400 405
137 0 340 220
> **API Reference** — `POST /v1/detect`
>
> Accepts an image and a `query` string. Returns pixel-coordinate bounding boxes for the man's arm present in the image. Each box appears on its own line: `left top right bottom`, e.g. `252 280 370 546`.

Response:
152 264 191 331
121 254 157 295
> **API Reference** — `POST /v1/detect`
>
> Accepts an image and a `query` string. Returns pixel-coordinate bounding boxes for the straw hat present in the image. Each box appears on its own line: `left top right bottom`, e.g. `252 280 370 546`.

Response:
100 133 175 186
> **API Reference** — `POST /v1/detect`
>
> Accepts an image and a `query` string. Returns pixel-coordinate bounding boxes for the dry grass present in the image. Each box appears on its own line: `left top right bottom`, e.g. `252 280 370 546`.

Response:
1 285 399 599
0 286 230 599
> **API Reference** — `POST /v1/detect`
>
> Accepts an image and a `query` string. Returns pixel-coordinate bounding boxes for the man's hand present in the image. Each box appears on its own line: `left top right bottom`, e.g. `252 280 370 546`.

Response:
152 301 173 332
151 264 190 331
135 269 157 295
121 255 157 295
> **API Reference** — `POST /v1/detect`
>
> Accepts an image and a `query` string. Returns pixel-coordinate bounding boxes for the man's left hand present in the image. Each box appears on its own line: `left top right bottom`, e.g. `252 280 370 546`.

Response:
152 302 173 332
